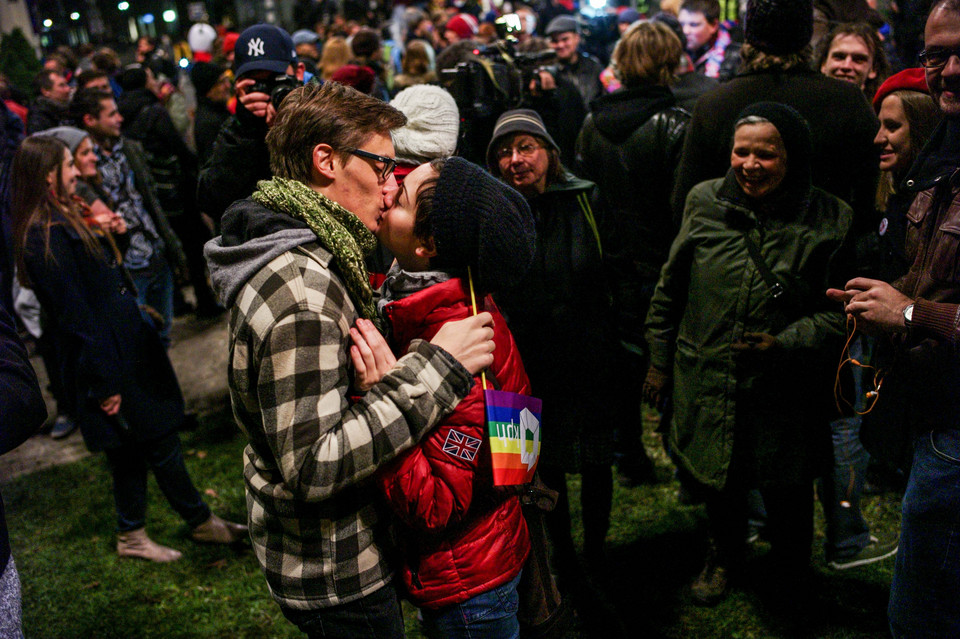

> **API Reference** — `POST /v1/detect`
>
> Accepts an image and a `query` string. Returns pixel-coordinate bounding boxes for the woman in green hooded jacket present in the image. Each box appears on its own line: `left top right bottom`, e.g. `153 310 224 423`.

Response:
643 102 854 605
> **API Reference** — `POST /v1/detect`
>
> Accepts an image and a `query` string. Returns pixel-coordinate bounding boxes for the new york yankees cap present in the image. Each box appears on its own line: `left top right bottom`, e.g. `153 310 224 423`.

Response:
234 24 297 78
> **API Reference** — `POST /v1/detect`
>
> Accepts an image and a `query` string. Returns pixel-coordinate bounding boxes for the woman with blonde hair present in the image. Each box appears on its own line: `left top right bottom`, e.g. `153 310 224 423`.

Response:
393 40 437 92
319 36 351 81
575 20 691 487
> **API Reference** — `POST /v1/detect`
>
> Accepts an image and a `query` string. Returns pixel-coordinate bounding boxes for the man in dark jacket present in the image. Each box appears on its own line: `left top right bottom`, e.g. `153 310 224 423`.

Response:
672 0 879 231
828 2 960 635
26 70 71 134
117 64 220 318
545 16 604 110
197 24 304 228
679 0 741 81
0 292 48 638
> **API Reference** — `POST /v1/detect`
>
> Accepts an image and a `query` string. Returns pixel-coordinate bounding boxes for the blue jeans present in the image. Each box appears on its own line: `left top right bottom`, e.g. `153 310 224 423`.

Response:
282 582 404 639
889 430 960 638
821 335 871 560
104 431 210 532
130 261 174 346
421 571 521 639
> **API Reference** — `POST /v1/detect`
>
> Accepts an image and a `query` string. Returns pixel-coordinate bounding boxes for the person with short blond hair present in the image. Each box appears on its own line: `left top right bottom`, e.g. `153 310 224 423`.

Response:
576 20 690 489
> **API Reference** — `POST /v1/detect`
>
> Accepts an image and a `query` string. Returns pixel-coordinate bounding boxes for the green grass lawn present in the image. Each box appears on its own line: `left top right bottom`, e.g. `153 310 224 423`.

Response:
4 409 901 638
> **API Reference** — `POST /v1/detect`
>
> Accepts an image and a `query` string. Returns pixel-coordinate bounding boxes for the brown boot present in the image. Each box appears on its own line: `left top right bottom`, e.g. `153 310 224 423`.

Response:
117 528 183 563
191 514 248 544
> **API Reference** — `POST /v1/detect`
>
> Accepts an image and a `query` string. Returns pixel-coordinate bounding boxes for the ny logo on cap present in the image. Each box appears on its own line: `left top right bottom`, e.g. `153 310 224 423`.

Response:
248 38 265 57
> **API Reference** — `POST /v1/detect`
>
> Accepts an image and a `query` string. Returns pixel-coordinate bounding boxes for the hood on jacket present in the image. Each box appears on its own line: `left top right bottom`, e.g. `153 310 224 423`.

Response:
589 85 675 142
204 196 317 308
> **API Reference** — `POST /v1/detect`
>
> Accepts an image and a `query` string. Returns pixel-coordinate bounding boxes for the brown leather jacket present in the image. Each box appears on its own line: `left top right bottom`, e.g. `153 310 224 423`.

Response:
894 159 960 431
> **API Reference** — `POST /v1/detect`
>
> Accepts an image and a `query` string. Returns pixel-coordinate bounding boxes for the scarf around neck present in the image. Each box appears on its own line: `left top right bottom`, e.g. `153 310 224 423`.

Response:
252 177 379 323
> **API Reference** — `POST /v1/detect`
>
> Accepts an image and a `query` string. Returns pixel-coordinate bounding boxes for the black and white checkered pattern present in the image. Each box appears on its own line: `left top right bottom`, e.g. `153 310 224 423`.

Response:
227 241 472 609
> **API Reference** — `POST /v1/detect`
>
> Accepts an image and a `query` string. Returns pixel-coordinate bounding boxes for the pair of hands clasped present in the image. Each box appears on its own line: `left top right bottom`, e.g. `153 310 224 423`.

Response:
350 313 497 391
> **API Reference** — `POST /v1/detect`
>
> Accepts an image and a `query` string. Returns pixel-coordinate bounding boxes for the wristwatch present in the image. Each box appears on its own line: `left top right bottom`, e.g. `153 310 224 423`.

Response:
902 303 915 329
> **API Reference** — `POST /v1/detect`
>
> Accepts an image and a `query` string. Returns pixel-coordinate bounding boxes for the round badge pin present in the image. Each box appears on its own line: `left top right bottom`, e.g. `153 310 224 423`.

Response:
879 217 889 236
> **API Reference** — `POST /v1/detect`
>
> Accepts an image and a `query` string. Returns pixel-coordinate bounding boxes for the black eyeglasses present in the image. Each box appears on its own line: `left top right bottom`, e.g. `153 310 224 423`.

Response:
345 148 397 181
918 45 960 69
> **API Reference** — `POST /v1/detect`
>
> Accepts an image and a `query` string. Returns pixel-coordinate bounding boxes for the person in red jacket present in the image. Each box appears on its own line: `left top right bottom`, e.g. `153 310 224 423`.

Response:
353 156 536 638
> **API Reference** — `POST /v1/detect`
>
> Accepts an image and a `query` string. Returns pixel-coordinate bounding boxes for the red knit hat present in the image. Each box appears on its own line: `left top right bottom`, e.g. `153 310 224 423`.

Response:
873 68 929 111
222 32 240 55
331 65 376 95
445 14 478 41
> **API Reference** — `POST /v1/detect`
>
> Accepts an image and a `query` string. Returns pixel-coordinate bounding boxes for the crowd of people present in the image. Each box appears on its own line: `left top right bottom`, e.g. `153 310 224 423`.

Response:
1 0 959 637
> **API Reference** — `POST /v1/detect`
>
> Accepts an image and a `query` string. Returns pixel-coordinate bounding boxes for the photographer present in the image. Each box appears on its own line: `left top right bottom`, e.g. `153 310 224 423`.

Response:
197 25 304 229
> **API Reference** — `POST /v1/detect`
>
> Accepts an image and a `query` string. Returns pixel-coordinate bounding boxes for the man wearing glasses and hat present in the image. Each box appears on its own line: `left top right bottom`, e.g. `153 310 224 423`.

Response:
828 1 960 635
204 80 497 638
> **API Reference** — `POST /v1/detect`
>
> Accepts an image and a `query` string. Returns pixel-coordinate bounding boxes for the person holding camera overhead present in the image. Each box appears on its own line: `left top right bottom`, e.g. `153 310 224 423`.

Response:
197 25 305 229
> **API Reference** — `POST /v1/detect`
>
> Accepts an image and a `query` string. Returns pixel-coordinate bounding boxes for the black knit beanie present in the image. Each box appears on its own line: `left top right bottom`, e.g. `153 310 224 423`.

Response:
734 102 813 209
119 64 148 91
745 0 814 55
191 62 225 99
430 157 536 293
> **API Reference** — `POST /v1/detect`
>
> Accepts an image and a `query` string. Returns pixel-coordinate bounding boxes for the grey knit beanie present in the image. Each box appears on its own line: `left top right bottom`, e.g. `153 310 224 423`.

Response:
430 157 536 293
390 85 460 164
34 126 89 153
745 0 814 55
485 109 559 173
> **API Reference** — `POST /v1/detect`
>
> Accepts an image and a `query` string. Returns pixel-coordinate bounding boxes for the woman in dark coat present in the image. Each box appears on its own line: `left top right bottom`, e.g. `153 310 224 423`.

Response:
575 20 691 485
11 136 245 563
644 103 854 605
486 109 615 591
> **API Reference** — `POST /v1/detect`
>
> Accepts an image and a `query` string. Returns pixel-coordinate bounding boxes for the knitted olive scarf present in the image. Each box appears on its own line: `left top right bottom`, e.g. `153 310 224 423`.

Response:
252 177 379 323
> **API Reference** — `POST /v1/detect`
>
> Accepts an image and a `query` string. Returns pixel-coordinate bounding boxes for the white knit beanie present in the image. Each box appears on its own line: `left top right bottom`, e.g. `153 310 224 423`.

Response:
389 85 460 164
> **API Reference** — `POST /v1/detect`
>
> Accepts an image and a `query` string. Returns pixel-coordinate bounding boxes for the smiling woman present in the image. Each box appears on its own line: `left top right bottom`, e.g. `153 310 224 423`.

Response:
644 101 855 605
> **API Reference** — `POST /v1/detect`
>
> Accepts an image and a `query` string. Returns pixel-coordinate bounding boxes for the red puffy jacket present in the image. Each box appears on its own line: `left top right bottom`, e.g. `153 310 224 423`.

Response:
378 278 531 609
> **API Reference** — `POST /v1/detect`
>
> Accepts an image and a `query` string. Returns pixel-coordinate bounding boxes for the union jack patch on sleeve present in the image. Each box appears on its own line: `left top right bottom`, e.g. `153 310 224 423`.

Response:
442 429 482 462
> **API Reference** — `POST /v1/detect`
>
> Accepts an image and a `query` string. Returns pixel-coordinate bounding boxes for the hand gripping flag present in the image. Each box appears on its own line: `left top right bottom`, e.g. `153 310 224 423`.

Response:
468 268 542 485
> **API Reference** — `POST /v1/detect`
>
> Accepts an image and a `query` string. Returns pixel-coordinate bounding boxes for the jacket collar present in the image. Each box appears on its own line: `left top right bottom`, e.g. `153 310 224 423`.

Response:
902 118 960 193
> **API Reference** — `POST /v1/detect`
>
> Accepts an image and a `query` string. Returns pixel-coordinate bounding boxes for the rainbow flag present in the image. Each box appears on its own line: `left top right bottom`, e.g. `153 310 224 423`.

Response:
485 389 542 486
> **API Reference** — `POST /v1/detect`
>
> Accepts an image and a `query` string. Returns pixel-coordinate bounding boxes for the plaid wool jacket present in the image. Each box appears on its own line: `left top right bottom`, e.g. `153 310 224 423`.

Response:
227 241 473 610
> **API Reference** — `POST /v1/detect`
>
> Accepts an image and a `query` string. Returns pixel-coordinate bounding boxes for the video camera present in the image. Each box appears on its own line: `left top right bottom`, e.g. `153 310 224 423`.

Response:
441 14 558 119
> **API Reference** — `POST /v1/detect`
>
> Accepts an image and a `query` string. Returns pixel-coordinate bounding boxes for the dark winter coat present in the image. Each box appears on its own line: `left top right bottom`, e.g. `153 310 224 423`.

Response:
193 97 230 166
22 217 185 452
25 97 69 134
118 88 197 218
646 174 853 490
671 71 719 111
0 300 47 572
379 278 530 609
672 68 879 229
576 85 690 349
197 112 270 225
494 174 616 467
